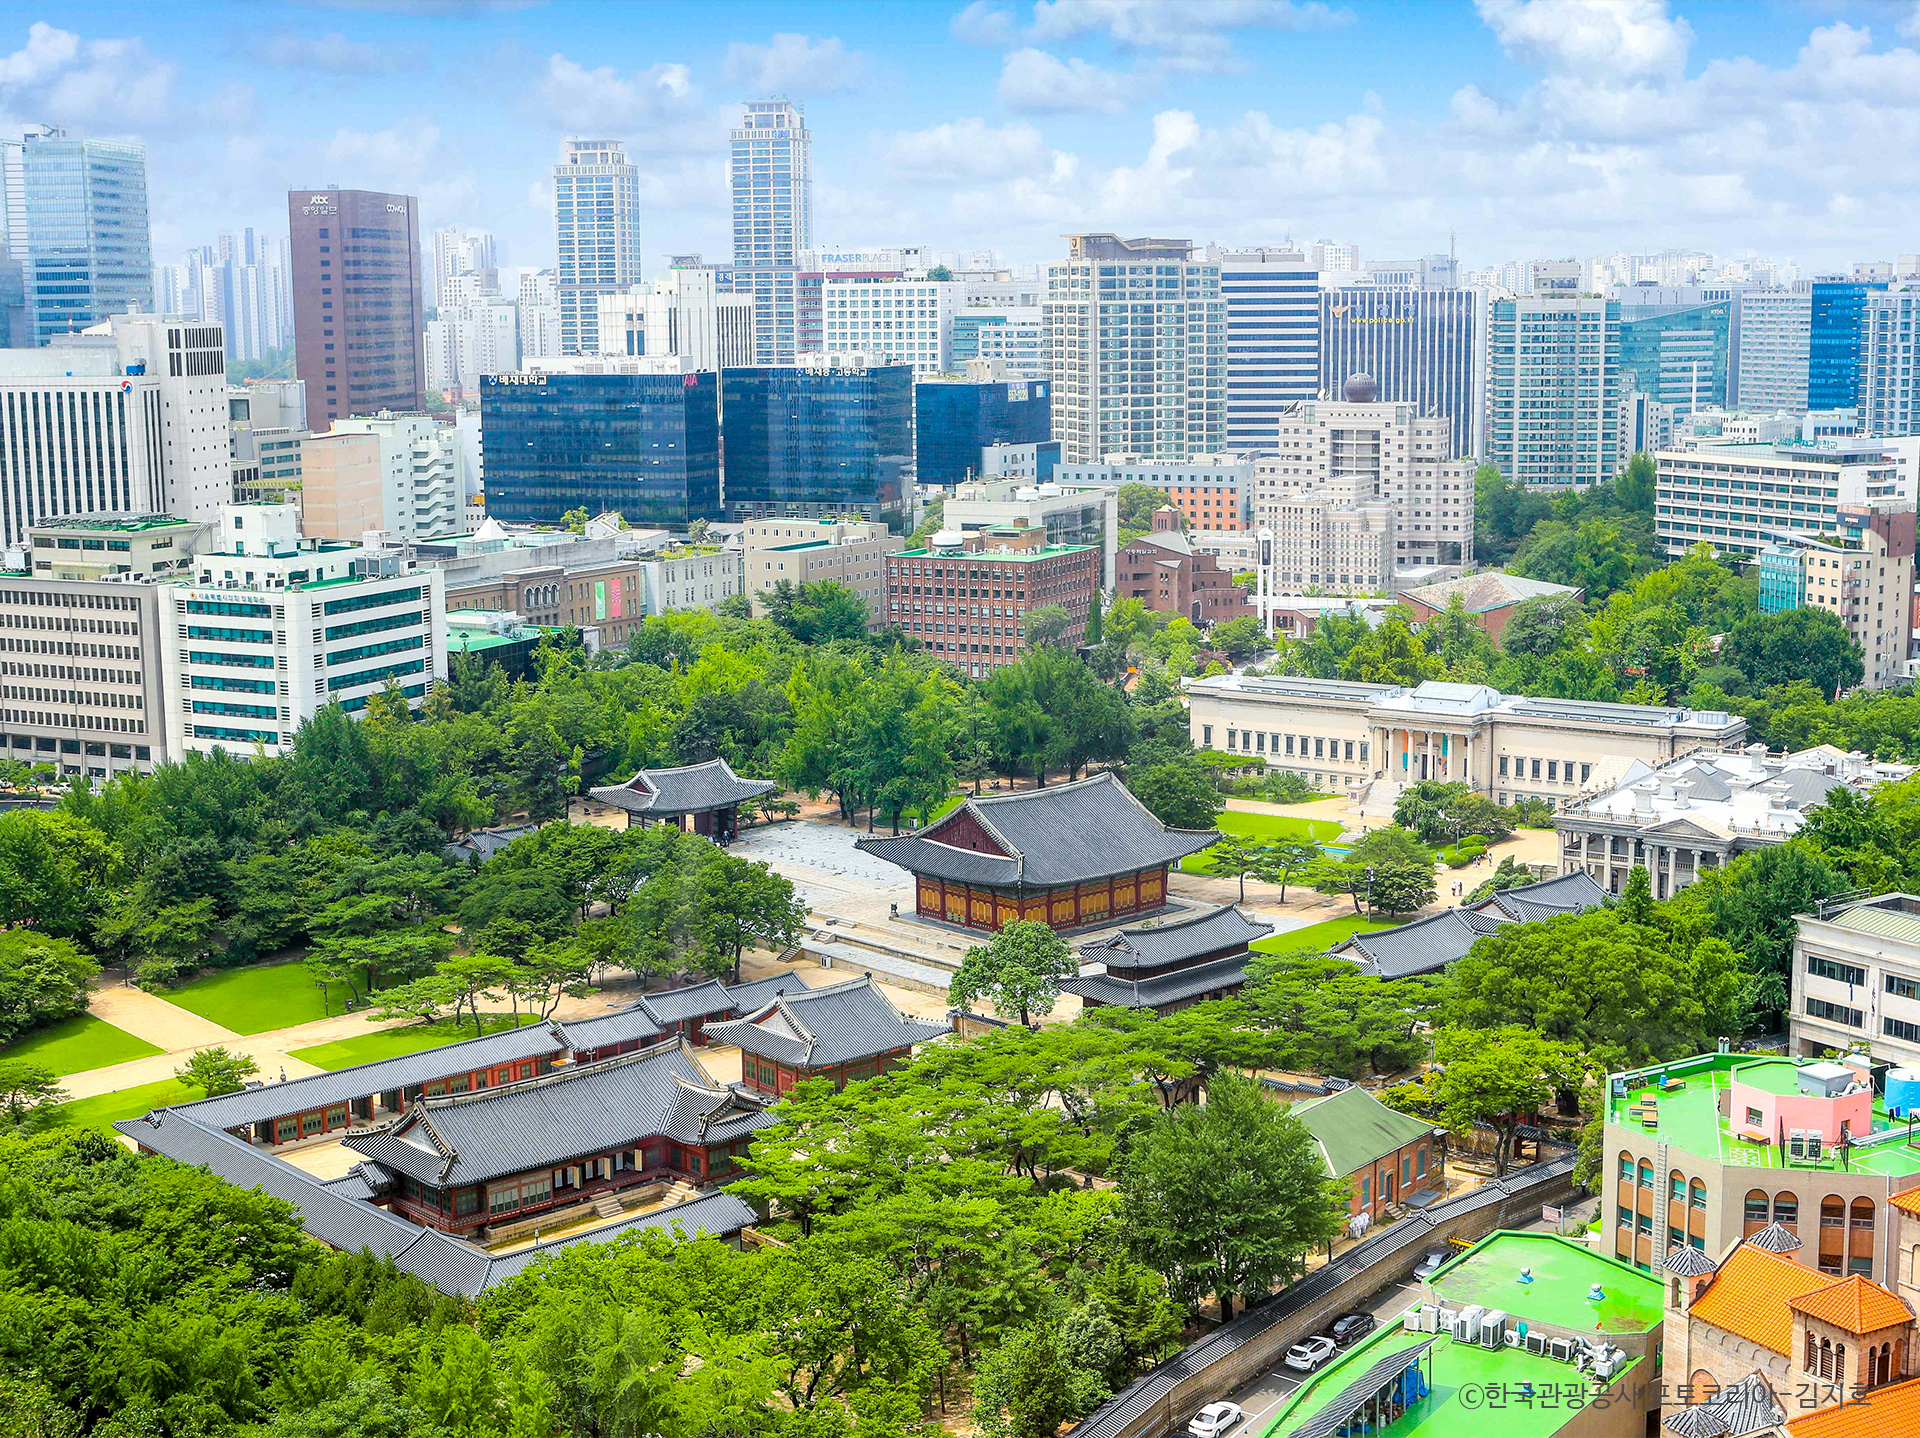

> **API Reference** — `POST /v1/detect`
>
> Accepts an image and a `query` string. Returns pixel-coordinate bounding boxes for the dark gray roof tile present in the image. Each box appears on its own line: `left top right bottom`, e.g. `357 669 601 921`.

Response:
1059 953 1250 1008
589 759 774 816
703 976 946 1068
1077 905 1271 973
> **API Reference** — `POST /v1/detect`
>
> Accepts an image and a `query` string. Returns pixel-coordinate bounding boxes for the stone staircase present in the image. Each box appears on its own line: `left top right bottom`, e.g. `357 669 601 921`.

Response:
800 912 979 996
1351 777 1403 818
592 1196 625 1221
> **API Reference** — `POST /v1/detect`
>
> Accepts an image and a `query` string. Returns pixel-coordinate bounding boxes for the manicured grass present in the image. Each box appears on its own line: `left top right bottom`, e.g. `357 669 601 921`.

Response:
1181 808 1346 872
52 1076 199 1134
0 1012 161 1076
289 1013 545 1071
165 962 359 1036
1250 914 1395 955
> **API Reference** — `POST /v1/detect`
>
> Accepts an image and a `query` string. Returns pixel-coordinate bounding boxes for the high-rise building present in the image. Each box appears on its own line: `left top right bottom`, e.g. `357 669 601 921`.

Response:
1485 296 1621 489
1253 374 1475 584
1754 505 1915 690
1810 276 1886 413
1862 288 1920 437
720 360 912 522
1653 435 1906 559
430 225 497 309
1318 287 1485 458
479 370 721 528
594 264 754 369
287 189 425 433
158 230 293 364
553 140 641 356
820 276 961 376
1044 234 1224 464
730 101 813 364
425 285 519 401
0 128 152 347
1210 247 1318 451
797 266 898 355
915 371 1051 487
518 269 560 361
1729 289 1810 413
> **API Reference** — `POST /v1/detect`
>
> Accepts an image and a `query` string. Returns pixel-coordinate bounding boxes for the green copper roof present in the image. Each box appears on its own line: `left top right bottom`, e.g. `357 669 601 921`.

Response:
1292 1084 1437 1179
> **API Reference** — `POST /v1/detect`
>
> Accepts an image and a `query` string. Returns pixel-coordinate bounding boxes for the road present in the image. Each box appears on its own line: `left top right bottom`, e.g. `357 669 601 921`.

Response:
1197 1277 1423 1438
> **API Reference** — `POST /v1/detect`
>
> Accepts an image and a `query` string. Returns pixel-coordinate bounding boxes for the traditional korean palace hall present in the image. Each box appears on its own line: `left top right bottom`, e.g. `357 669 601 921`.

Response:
858 772 1219 933
1061 904 1272 1015
588 758 775 842
114 972 945 1297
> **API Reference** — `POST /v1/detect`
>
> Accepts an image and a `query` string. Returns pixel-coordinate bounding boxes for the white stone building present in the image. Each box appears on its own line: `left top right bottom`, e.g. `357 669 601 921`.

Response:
326 412 462 540
941 479 1119 589
741 517 890 629
1653 436 1908 559
819 276 960 377
595 267 754 371
1792 893 1920 1064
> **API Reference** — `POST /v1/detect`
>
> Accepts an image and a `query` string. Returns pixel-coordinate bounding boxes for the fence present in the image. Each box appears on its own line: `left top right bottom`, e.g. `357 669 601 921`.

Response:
1064 1153 1580 1438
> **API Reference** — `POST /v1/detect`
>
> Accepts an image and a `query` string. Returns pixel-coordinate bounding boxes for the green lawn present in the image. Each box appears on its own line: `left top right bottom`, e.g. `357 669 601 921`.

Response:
1181 808 1345 873
52 1076 199 1134
1250 914 1395 954
166 963 360 1035
289 1013 544 1071
1 1012 161 1076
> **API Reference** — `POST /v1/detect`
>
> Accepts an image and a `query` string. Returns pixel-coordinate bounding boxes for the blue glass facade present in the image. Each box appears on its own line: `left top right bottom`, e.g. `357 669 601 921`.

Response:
731 101 812 364
1755 545 1803 614
21 134 151 346
1809 278 1884 412
720 364 912 522
1618 301 1730 411
914 378 1052 487
478 372 720 527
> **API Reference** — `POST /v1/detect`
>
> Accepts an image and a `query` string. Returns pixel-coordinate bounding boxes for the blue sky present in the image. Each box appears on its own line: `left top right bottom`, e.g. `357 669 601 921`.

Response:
5 0 1920 275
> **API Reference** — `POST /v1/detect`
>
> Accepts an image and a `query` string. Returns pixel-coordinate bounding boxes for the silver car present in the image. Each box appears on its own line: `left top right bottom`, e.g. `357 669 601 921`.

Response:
1282 1335 1336 1372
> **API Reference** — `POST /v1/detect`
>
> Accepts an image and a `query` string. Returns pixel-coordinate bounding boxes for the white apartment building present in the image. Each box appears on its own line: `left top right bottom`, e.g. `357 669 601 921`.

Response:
595 267 755 370
942 478 1119 588
1558 746 1910 900
0 317 228 548
1485 296 1621 490
158 504 446 759
732 101 813 365
1791 894 1920 1064
1252 377 1474 583
1183 673 1745 803
1045 234 1225 463
430 224 495 308
952 306 1044 381
553 139 642 356
1862 288 1920 438
1731 289 1810 414
518 269 560 361
1653 436 1908 558
425 292 518 401
820 277 959 377
741 517 890 628
326 412 462 540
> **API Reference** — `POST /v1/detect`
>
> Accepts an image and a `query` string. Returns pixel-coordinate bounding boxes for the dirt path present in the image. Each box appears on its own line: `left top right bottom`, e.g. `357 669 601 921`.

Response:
87 984 242 1050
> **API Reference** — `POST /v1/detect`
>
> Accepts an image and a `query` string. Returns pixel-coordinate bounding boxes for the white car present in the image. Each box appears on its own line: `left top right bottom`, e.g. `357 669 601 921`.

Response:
1187 1401 1245 1437
1283 1336 1337 1373
1412 1248 1450 1281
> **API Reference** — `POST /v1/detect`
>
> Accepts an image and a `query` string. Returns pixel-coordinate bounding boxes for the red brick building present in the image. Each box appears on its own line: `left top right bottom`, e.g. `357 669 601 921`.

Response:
859 772 1217 933
884 524 1098 679
1116 509 1255 625
1287 1083 1443 1220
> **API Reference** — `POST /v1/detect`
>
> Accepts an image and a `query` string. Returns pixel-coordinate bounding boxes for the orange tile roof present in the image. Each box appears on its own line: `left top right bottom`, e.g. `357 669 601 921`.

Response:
1689 1244 1835 1356
1890 1186 1920 1216
1788 1273 1914 1335
1787 1376 1920 1438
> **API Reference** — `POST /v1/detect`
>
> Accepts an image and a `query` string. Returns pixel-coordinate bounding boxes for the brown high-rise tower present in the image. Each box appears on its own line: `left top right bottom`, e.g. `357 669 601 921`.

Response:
287 188 424 433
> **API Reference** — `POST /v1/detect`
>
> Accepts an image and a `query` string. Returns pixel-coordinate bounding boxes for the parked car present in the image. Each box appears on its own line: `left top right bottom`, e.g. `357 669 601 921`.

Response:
1329 1312 1377 1347
1282 1336 1337 1373
1412 1248 1450 1281
1187 1402 1244 1438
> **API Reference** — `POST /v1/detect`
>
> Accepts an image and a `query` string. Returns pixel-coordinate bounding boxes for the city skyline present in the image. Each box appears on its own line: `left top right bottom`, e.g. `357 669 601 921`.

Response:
2 1 1920 282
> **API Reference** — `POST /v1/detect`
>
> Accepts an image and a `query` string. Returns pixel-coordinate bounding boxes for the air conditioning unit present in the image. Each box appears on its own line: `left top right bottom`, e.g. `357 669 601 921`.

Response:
1456 1305 1485 1344
1525 1332 1547 1355
1480 1311 1507 1349
1549 1338 1573 1363
1403 1308 1425 1333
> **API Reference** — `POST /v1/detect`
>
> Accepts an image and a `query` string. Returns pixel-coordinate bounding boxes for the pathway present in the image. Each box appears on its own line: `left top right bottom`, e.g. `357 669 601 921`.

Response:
87 983 241 1051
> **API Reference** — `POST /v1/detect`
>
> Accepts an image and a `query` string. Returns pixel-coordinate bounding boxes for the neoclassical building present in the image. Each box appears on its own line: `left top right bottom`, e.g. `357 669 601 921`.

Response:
1184 674 1747 806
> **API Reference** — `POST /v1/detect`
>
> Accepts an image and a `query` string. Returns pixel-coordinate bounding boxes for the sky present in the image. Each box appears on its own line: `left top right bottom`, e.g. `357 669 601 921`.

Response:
7 0 1920 277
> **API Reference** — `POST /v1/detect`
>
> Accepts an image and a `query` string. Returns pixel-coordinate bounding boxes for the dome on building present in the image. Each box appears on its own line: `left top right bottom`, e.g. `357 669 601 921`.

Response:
1342 373 1379 403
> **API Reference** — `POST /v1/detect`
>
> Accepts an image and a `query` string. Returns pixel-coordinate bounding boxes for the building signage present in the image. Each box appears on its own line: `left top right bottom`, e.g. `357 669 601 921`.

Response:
300 194 338 216
490 373 549 386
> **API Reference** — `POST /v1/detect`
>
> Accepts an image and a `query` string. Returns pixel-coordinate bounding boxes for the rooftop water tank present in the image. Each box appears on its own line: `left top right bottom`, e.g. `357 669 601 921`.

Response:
1887 1068 1920 1118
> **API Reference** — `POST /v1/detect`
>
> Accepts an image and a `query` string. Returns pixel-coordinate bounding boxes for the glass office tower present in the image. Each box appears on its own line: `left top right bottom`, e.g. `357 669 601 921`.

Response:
730 101 812 364
1810 277 1884 413
1617 300 1731 413
478 371 720 527
1319 286 1485 457
914 376 1052 487
721 363 912 522
8 129 152 346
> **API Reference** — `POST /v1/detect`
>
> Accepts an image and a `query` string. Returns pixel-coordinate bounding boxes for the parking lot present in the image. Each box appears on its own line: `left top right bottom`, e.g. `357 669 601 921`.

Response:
1196 1275 1422 1438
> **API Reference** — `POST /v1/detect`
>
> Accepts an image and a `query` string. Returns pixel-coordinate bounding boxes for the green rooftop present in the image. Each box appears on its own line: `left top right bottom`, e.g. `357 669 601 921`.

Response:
1264 1326 1640 1438
1293 1085 1439 1180
892 542 1093 562
1607 1053 1920 1177
1430 1233 1662 1335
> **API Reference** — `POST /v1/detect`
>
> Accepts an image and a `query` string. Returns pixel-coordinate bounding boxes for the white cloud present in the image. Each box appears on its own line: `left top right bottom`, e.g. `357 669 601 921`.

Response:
1475 0 1691 80
241 31 423 77
1030 0 1353 69
951 1 1018 46
534 55 698 131
0 22 79 84
999 48 1134 114
1903 4 1920 43
0 24 179 128
883 117 1056 180
723 33 864 94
